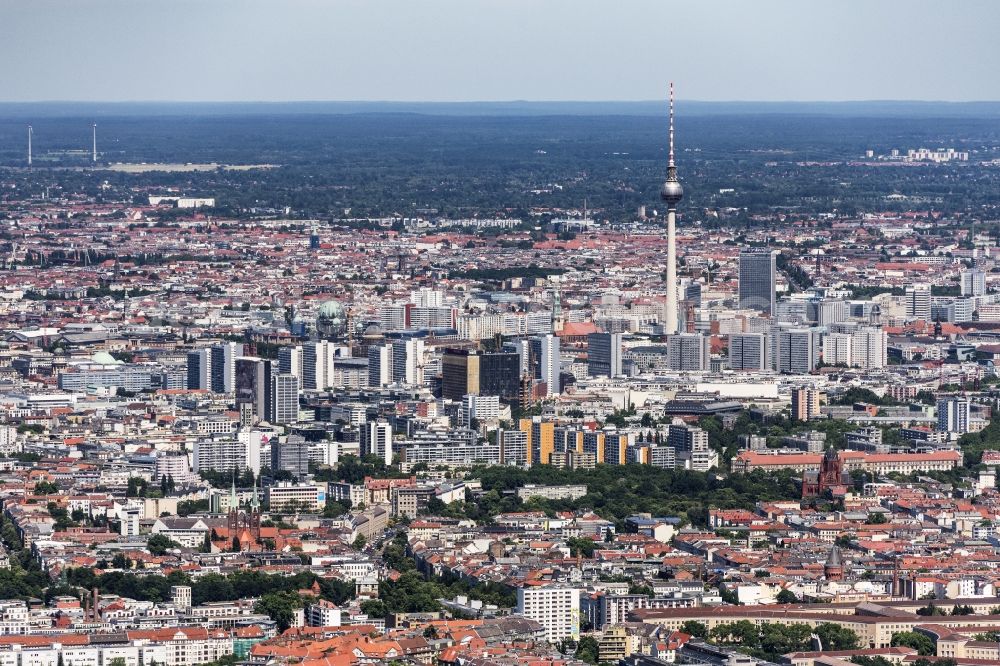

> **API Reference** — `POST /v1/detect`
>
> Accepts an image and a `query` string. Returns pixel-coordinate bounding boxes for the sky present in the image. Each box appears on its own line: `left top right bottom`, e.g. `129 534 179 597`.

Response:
2 0 998 103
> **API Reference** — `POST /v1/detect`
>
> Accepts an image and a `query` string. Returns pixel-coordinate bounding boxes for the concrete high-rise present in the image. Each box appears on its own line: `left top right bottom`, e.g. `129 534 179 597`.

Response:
235 357 273 421
961 269 986 297
587 332 622 378
739 247 777 315
277 345 303 388
186 349 211 390
666 333 709 371
210 342 243 393
270 373 299 424
530 335 560 395
728 333 767 371
905 284 931 320
660 82 684 334
367 344 392 387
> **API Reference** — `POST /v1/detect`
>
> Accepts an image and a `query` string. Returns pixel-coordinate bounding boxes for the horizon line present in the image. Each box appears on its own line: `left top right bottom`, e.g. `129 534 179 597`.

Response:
2 98 1000 105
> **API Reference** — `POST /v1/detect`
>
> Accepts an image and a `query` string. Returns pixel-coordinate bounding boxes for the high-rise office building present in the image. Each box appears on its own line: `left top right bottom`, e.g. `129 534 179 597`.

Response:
391 338 424 385
587 332 622 378
961 269 986 297
277 345 303 388
186 349 211 390
905 284 931 320
822 333 852 367
851 327 887 369
937 398 971 434
270 435 310 479
773 327 819 374
666 424 715 472
738 247 777 315
441 349 521 403
360 420 393 465
728 333 767 371
666 333 709 371
302 341 337 391
210 342 243 393
235 357 272 420
270 373 299 424
530 335 560 395
367 344 392 387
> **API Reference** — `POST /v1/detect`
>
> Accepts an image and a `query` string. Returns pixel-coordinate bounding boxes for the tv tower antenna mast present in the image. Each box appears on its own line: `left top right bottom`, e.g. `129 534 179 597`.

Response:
91 123 97 163
660 82 684 335
27 125 32 167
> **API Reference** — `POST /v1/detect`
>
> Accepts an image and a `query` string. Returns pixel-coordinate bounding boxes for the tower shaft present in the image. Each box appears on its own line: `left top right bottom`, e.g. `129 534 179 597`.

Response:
665 208 678 334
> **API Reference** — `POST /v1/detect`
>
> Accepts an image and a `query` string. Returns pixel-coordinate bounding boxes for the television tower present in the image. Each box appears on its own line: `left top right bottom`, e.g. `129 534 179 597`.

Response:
27 125 32 167
660 82 684 334
91 123 97 163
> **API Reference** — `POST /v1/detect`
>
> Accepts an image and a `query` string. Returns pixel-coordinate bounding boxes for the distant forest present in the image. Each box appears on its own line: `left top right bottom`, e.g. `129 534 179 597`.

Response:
1 106 999 221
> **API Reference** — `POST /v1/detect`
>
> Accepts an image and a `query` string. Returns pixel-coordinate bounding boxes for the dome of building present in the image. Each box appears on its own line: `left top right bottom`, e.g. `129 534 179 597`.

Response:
316 300 347 338
92 351 122 365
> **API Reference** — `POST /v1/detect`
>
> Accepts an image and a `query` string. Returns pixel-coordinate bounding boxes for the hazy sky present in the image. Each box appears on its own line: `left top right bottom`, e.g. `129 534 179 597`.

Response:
2 0 998 103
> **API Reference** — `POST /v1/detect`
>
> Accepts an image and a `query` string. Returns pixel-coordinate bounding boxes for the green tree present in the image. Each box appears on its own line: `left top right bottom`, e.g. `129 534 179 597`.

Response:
575 636 600 664
352 534 367 550
891 631 935 656
33 480 59 495
776 589 798 604
255 591 304 632
146 534 180 556
681 620 708 638
816 622 860 650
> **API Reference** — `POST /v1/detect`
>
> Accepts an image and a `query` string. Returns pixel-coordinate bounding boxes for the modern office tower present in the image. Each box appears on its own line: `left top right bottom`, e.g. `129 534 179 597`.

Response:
516 586 581 644
773 327 819 374
391 338 424 385
666 333 709 371
728 333 767 371
660 82 684 335
235 357 272 420
367 344 392 387
187 349 211 390
791 388 823 421
587 332 622 378
738 247 777 315
442 349 521 403
937 398 971 434
302 341 337 390
270 373 299 424
210 342 243 393
822 332 852 366
360 420 393 464
905 284 932 320
684 281 702 308
277 345 303 388
851 326 888 369
961 269 986 297
270 435 310 479
817 299 849 326
666 423 715 472
530 334 560 395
